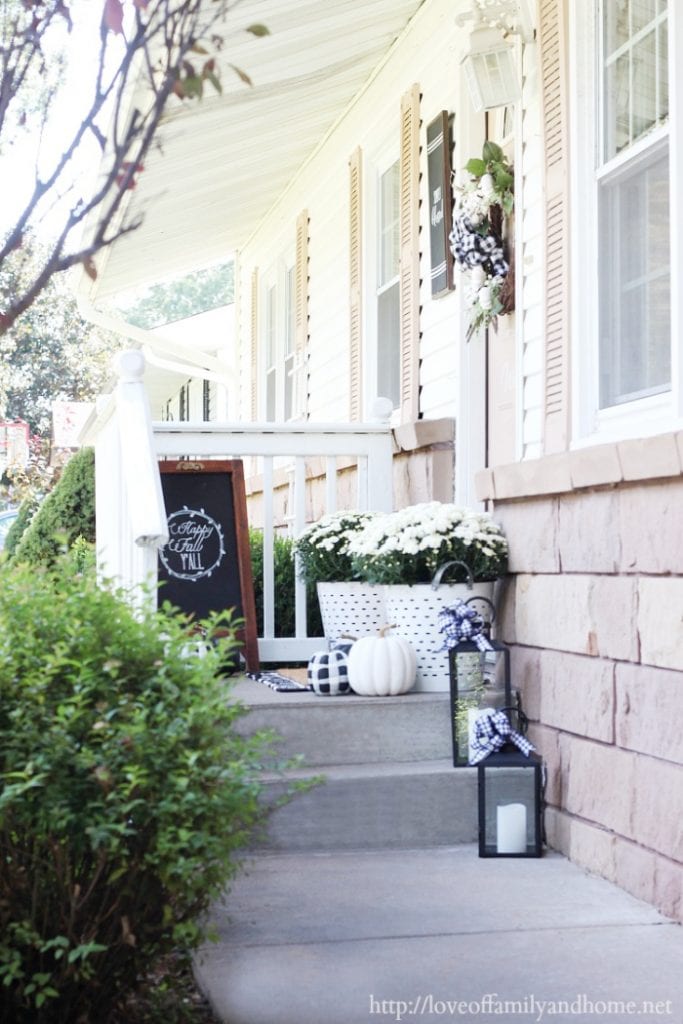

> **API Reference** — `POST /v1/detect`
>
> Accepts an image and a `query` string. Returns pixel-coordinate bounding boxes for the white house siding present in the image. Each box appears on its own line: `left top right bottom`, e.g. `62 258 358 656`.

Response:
236 0 469 434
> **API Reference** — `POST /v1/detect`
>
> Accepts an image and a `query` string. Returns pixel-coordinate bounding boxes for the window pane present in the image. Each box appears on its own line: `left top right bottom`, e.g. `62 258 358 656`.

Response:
379 161 400 287
377 281 401 408
284 353 294 420
599 148 670 407
602 1 667 161
266 368 276 421
266 285 276 367
604 0 629 54
632 0 657 34
285 266 295 358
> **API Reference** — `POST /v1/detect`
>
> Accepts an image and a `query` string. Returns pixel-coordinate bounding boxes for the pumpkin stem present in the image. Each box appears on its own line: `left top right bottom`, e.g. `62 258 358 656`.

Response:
341 632 357 641
378 624 397 638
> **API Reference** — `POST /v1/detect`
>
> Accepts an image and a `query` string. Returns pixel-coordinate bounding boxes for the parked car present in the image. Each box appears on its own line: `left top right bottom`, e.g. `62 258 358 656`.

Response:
0 509 19 550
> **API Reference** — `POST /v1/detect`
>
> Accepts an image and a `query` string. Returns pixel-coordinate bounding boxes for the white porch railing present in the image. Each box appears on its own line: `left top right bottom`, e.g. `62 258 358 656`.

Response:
83 351 394 664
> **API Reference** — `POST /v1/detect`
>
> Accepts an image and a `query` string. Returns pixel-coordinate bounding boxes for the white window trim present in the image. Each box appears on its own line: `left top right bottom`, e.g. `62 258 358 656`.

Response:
362 126 401 425
569 0 682 448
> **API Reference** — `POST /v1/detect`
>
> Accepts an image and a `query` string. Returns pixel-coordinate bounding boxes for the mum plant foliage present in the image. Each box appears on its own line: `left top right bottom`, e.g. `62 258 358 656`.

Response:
294 510 378 585
347 502 508 586
0 555 274 1023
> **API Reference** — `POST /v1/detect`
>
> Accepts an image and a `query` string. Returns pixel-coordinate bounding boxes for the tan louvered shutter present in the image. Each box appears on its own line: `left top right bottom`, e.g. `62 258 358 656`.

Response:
399 83 421 424
294 210 310 418
250 267 259 421
349 147 363 421
540 0 570 453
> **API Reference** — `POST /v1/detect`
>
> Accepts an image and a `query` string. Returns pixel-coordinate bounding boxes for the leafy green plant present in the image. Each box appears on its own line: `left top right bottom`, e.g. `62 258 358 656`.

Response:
249 527 322 641
0 554 278 1023
2 493 39 558
11 447 95 566
465 140 514 215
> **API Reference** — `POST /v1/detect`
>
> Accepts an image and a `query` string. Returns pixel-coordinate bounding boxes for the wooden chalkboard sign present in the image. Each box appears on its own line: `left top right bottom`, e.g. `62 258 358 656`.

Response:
427 111 454 297
157 460 259 672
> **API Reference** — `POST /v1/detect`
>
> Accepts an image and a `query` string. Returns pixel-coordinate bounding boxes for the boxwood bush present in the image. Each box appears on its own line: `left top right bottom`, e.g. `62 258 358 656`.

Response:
11 447 95 566
0 555 277 1023
249 527 323 644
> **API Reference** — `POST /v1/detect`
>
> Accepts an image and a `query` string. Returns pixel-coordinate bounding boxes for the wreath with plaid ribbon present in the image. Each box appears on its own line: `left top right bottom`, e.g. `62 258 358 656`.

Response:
449 140 515 340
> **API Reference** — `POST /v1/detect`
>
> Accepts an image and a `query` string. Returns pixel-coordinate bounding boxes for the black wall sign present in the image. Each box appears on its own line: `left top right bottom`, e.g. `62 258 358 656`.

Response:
427 110 455 298
158 460 259 672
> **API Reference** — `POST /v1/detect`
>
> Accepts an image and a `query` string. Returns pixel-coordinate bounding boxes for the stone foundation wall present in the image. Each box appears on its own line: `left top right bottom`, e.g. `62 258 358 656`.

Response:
492 478 683 922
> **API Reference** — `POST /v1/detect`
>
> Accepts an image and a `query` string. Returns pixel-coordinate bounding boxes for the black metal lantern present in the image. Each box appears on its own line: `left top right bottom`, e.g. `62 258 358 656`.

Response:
445 597 512 766
478 745 544 857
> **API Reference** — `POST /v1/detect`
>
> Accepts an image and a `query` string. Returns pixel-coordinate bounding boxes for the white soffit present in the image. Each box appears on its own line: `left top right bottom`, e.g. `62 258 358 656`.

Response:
91 0 427 299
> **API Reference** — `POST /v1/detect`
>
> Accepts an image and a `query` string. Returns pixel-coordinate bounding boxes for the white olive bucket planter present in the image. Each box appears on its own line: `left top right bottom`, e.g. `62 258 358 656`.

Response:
381 562 495 692
316 581 386 646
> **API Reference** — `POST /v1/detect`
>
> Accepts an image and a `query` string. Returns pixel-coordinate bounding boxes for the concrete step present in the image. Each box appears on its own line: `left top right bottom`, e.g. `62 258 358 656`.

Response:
252 759 477 852
231 679 454 767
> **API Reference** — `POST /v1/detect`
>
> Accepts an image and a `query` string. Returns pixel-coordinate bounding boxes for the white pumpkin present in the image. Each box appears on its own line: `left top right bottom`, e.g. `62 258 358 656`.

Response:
347 625 416 697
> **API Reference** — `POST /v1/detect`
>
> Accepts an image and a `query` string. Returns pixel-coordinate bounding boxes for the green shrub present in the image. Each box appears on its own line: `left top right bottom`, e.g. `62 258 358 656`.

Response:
2 494 40 558
12 447 95 565
0 554 276 1023
249 528 322 644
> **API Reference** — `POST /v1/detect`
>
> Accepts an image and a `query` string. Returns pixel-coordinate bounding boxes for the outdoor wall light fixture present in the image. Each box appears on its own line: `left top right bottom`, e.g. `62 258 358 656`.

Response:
457 0 535 112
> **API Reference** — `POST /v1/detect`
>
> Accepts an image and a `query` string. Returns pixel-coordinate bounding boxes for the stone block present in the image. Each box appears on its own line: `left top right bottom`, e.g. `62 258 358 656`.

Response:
632 755 683 861
557 489 621 573
616 663 683 764
618 479 683 574
510 646 541 720
618 433 681 481
559 735 637 839
512 574 638 662
547 810 617 882
613 836 657 907
535 649 615 743
528 722 561 805
654 855 683 923
474 467 495 501
569 443 622 489
493 452 572 499
493 497 560 573
638 578 683 670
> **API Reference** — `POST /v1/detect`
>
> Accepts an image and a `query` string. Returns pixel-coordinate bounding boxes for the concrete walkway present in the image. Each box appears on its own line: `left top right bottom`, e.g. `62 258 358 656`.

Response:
194 845 682 1024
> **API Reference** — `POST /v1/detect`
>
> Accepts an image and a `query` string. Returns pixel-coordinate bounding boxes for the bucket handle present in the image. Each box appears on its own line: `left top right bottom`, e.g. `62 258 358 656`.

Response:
431 560 474 591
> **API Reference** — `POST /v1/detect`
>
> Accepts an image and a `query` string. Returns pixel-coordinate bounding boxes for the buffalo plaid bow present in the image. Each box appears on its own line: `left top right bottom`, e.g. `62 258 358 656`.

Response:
437 599 493 652
469 708 536 765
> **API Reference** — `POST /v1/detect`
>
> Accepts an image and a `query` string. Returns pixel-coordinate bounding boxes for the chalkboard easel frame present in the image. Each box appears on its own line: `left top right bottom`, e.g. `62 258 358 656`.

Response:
158 459 259 673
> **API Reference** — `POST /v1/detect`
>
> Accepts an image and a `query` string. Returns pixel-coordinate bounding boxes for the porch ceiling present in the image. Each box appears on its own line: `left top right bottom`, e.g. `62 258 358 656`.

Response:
89 0 427 300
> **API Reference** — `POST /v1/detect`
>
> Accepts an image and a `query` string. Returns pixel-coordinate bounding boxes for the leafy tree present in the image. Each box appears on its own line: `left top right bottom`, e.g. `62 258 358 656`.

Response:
0 1 267 335
0 244 115 434
116 260 235 329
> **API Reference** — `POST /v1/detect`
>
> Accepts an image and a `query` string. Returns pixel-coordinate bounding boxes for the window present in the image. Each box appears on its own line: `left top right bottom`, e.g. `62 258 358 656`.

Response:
265 282 277 420
284 265 296 421
572 0 674 440
262 258 296 421
377 159 401 409
598 0 670 410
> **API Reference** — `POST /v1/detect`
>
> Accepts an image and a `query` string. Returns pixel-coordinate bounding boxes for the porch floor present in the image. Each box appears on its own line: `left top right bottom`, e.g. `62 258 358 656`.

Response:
196 678 683 1023
195 845 683 1024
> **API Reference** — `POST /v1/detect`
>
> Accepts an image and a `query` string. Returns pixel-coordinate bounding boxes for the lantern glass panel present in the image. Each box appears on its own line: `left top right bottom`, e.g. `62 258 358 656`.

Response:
450 643 512 766
478 750 543 857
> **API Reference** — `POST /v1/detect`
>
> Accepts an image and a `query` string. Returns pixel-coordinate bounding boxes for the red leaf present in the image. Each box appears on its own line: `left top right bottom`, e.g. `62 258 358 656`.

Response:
115 161 144 190
103 0 124 35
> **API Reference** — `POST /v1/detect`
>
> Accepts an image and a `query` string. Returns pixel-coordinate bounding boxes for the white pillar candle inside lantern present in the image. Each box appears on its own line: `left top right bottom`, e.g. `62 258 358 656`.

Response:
496 802 527 854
